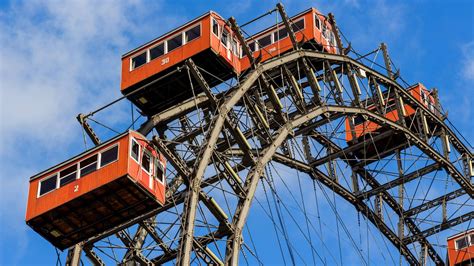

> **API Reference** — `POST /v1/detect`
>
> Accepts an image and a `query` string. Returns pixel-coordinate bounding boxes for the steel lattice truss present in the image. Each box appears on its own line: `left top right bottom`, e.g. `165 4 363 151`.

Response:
66 10 473 266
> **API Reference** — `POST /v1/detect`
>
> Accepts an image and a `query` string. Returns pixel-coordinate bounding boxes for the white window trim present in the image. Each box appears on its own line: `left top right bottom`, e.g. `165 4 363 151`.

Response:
130 138 141 165
37 173 59 198
166 32 184 53
455 236 470 250
149 42 165 61
183 23 202 45
212 18 220 38
273 27 289 42
221 28 229 48
130 51 148 71
59 164 78 187
99 143 120 168
155 158 166 184
292 18 305 32
79 153 99 178
314 14 321 30
257 34 272 49
141 149 153 175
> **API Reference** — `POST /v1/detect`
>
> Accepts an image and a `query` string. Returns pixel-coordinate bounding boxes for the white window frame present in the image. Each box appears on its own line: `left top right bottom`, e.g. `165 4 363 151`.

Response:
149 42 166 62
37 173 59 198
455 236 470 250
141 149 153 175
314 14 321 30
166 32 184 53
154 158 165 184
79 153 99 178
211 18 220 38
291 18 305 32
183 23 202 45
130 51 148 71
273 27 289 42
99 143 120 168
221 28 229 48
58 164 78 188
130 138 141 164
257 34 272 49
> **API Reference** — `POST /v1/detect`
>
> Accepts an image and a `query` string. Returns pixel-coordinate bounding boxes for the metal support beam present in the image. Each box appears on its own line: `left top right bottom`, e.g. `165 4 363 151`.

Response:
83 245 105 266
358 162 441 199
276 3 299 49
65 243 82 266
404 211 474 244
404 188 467 217
228 17 256 67
328 13 344 54
77 113 100 146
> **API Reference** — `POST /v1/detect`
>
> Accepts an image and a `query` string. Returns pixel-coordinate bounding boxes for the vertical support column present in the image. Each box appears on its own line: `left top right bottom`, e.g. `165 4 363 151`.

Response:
396 151 405 241
325 61 344 105
300 58 322 105
351 171 359 193
440 129 450 159
65 243 83 266
380 43 393 79
420 244 428 266
375 193 384 222
442 199 447 223
369 77 386 113
431 88 442 118
380 43 406 127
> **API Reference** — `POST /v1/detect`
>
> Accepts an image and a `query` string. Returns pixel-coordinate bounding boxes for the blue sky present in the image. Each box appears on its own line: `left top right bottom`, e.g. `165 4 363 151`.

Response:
0 0 472 265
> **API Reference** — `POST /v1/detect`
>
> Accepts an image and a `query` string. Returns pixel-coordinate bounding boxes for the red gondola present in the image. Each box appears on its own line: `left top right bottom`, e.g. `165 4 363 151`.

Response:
26 130 166 250
345 83 438 142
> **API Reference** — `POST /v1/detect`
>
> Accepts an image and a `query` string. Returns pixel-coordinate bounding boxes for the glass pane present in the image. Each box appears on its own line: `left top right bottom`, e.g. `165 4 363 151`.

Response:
80 154 97 168
353 115 365 125
249 42 256 52
60 172 77 187
60 165 77 178
155 159 164 182
101 145 118 167
150 43 164 60
80 163 97 177
292 19 304 32
39 175 57 196
315 15 321 29
185 25 200 43
167 34 182 52
456 237 468 249
212 19 219 36
131 52 147 69
142 152 151 172
131 140 139 161
274 27 288 41
221 30 228 46
231 39 237 55
258 35 272 48
80 154 98 177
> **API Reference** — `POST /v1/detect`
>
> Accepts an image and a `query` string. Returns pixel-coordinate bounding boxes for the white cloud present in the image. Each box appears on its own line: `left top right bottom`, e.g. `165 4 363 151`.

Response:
0 0 181 262
462 41 474 80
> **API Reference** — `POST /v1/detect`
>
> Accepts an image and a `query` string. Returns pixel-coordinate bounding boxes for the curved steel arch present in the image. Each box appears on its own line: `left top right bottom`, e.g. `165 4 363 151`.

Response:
70 48 472 266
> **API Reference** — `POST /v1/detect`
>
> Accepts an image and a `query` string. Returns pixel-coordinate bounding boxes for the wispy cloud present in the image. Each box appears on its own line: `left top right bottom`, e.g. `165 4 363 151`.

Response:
461 41 474 80
0 0 182 263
